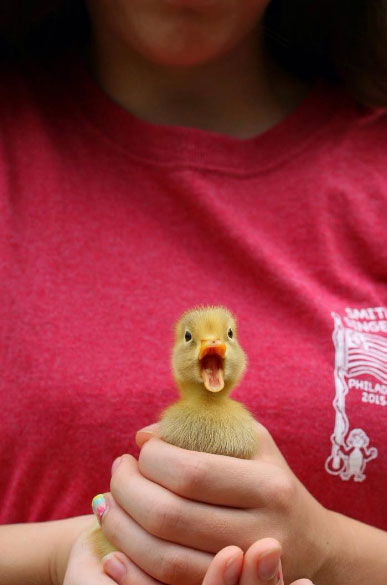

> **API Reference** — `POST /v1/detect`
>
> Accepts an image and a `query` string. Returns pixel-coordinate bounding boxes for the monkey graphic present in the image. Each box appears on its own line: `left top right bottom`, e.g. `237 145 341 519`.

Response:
338 429 378 482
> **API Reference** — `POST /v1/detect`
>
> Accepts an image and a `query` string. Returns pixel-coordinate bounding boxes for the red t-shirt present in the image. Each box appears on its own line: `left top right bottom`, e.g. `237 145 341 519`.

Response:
0 56 386 530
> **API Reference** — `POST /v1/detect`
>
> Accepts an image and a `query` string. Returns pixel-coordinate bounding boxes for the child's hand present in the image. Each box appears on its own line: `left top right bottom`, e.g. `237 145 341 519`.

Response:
97 423 333 584
63 519 122 585
101 537 314 585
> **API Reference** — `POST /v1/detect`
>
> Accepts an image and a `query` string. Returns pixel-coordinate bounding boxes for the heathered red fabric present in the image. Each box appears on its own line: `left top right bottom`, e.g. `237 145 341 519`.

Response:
0 57 386 530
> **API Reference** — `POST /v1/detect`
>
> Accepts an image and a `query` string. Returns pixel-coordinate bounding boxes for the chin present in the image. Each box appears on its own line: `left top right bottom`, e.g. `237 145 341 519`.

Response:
94 0 265 68
130 31 239 69
143 49 220 69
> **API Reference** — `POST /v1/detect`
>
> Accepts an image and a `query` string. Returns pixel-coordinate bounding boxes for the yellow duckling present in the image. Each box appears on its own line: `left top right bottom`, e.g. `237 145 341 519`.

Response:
91 306 257 558
160 305 257 459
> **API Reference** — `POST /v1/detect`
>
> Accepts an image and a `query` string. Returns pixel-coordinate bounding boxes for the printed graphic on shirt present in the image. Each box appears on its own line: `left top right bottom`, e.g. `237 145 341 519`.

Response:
325 307 387 482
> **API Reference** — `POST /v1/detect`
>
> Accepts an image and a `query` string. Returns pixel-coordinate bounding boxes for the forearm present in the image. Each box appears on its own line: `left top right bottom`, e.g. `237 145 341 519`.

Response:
0 515 92 585
317 510 387 585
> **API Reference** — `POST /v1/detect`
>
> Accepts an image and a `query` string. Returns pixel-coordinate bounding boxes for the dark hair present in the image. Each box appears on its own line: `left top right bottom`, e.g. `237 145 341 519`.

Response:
0 1 90 60
1 0 387 107
264 0 387 107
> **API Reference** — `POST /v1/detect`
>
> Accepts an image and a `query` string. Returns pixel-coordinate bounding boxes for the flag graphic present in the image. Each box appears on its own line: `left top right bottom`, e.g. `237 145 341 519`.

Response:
345 331 387 384
325 313 380 482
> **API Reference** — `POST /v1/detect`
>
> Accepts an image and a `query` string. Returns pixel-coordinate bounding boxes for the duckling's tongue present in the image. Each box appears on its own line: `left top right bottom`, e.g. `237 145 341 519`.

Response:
200 355 224 393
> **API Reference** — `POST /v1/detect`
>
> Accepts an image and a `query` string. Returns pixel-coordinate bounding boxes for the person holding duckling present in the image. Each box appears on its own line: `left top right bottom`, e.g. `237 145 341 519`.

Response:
89 306 319 585
0 1 387 585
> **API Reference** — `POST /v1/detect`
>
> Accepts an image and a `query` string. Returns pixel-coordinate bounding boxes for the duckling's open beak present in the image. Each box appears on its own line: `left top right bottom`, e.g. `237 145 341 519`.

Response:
199 341 226 393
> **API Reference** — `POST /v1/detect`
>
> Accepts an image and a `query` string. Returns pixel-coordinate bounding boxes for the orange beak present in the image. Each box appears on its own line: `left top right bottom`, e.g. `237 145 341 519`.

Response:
198 340 227 360
198 340 226 393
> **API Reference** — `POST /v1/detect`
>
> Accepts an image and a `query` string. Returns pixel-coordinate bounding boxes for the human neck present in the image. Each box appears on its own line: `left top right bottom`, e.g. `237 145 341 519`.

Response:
88 29 309 139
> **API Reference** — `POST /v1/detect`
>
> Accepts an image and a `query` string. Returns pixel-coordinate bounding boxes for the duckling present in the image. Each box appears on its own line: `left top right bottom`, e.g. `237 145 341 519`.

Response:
160 305 257 459
90 306 257 558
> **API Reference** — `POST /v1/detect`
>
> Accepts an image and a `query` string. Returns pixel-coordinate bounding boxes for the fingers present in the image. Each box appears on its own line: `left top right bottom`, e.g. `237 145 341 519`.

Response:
103 552 162 585
137 436 292 509
239 539 282 585
65 554 116 585
201 547 243 585
201 539 315 585
99 492 212 585
102 545 315 585
64 527 120 585
241 541 314 585
101 543 315 585
136 423 282 464
136 423 159 446
110 454 258 553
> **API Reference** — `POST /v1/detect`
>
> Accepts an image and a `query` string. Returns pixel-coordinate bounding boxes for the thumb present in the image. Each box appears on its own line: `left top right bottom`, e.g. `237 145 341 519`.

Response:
239 538 282 585
202 539 315 585
202 547 243 585
135 423 159 448
103 551 159 584
240 539 314 585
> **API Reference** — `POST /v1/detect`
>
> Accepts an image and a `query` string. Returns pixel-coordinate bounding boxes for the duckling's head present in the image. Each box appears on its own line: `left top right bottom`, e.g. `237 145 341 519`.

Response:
172 306 246 397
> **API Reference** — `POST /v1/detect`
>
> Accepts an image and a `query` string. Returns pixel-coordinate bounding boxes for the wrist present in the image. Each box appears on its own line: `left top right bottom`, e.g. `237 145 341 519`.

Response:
300 501 337 584
313 510 387 585
311 509 346 584
49 515 95 585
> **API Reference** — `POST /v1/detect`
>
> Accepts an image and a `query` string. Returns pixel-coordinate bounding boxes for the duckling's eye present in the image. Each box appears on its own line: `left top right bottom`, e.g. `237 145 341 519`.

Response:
227 328 233 339
184 330 192 342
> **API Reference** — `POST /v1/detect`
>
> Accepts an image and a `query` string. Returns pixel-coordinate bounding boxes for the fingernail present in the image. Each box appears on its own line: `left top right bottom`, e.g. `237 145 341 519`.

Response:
135 428 155 447
137 424 155 433
103 554 126 582
91 493 107 523
138 430 154 438
224 552 242 585
276 562 282 584
111 456 122 475
257 549 281 581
